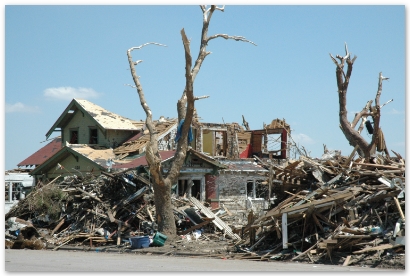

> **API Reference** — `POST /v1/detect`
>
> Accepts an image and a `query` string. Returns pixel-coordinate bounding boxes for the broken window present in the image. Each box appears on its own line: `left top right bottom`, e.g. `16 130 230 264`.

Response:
70 129 78 144
89 128 98 144
263 133 281 154
251 127 288 159
202 129 227 157
246 180 268 199
177 179 201 199
178 179 188 197
247 181 254 198
255 180 268 199
190 180 201 199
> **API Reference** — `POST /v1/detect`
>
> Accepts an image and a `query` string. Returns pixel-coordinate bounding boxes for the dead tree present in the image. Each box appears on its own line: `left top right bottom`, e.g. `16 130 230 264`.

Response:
126 5 256 237
330 43 390 161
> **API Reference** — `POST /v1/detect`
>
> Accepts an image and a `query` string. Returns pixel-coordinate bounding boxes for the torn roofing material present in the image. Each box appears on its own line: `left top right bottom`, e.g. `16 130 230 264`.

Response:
112 151 176 169
188 148 228 169
219 159 268 172
45 98 145 139
113 118 178 155
68 144 117 168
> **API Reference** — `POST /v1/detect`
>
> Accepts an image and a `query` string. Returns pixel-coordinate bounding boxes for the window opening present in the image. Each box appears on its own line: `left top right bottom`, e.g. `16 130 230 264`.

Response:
191 180 201 199
263 133 282 153
247 181 254 198
178 179 188 197
255 180 268 199
70 130 78 144
89 128 98 144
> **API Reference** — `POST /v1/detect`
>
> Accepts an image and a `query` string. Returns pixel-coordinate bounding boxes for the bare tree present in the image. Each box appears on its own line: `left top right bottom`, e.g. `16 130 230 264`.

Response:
330 43 390 161
126 5 256 238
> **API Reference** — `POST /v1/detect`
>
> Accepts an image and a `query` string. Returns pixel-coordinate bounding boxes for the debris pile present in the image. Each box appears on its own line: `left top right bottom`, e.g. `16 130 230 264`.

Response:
5 167 159 249
4 166 240 251
5 150 405 268
235 151 405 267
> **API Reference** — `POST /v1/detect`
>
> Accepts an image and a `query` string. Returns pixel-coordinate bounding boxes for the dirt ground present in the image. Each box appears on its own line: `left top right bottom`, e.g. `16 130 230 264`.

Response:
6 230 404 270
118 235 405 270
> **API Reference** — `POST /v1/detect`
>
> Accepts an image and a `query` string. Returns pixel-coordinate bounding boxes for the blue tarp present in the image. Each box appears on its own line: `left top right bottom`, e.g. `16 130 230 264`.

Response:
174 119 193 144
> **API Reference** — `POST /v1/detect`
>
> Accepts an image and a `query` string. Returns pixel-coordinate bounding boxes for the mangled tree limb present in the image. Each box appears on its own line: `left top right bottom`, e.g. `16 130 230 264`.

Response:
330 43 390 160
126 5 255 237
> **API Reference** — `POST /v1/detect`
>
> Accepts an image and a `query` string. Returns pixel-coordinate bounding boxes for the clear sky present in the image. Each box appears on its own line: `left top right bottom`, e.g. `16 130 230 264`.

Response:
3 3 406 171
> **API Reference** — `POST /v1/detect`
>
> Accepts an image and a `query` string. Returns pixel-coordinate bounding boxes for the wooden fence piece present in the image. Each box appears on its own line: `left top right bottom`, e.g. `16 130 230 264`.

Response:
189 197 241 241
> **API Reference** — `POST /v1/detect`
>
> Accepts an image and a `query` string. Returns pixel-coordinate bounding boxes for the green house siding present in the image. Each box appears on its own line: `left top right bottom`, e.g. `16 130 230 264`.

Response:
62 111 137 148
36 154 103 180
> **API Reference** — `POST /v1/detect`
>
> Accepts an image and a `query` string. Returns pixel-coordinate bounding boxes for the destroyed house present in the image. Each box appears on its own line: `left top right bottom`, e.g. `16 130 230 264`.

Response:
27 100 183 183
213 159 270 214
29 99 145 180
245 119 290 160
113 117 178 159
191 118 290 161
161 148 227 202
45 98 145 148
192 121 243 159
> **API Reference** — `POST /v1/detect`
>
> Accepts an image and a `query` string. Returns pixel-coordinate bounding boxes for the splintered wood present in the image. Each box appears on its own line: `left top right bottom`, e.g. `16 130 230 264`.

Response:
5 149 405 264
238 152 405 262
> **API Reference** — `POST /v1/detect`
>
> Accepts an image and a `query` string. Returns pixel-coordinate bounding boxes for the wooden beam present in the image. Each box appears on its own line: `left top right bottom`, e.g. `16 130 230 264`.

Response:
282 213 288 249
312 213 324 232
117 221 122 246
394 197 405 222
178 218 214 235
314 212 338 228
353 243 402 254
344 145 359 166
51 218 65 236
343 255 352 266
359 163 405 171
75 187 103 203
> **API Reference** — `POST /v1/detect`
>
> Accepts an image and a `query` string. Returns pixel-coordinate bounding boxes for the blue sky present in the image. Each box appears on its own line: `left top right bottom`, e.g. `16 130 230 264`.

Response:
3 4 406 171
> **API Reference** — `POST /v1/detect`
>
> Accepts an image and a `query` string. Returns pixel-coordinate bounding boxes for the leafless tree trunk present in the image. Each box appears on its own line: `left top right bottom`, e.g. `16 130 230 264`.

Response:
126 5 256 238
330 43 390 161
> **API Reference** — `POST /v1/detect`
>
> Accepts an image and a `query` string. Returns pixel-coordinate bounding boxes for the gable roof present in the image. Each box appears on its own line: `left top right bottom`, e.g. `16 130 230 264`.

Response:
68 144 117 168
17 137 62 168
46 98 145 139
30 144 109 175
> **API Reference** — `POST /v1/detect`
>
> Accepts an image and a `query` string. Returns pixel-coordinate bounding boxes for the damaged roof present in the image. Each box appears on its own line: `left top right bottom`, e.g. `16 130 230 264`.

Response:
68 144 118 168
30 144 110 175
188 148 228 169
112 151 176 169
17 137 62 168
113 118 178 155
265 118 291 134
45 99 145 139
219 159 268 172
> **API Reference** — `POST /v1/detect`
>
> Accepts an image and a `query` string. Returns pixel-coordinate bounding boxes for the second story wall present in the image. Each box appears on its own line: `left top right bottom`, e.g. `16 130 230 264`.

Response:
62 110 138 148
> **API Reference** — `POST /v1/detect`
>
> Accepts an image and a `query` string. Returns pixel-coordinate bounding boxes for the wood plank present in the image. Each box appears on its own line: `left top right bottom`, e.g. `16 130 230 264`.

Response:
178 218 214 235
189 197 241 241
353 243 402 254
314 212 338 228
51 218 65 235
394 197 405 222
312 213 324 232
343 255 352 266
359 163 405 171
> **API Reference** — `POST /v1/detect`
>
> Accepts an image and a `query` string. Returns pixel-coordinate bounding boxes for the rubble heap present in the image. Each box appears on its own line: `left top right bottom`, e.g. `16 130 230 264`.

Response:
235 151 405 267
5 151 405 269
